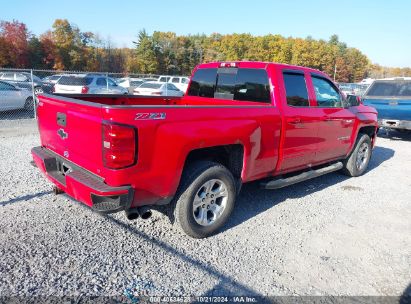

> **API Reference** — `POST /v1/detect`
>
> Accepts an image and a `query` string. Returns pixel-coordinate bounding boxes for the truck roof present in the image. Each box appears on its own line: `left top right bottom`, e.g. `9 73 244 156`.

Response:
196 61 323 75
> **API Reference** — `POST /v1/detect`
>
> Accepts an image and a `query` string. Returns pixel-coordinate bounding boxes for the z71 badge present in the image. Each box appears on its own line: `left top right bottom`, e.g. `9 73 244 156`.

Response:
135 113 166 120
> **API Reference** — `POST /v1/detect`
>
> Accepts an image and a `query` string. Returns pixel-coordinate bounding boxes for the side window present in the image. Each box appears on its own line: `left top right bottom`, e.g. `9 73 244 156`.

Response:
171 77 180 83
15 73 28 81
181 78 189 84
187 68 217 98
96 78 107 86
1 73 15 80
108 78 117 86
0 82 16 91
312 76 342 107
283 72 309 107
166 83 178 90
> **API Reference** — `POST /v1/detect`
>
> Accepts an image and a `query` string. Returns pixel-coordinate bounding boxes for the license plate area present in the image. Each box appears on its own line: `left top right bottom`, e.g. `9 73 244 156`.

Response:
382 120 399 127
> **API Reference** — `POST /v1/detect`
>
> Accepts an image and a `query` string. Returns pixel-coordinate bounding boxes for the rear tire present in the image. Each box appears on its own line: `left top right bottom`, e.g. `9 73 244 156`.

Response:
171 161 237 238
342 133 372 177
24 97 34 111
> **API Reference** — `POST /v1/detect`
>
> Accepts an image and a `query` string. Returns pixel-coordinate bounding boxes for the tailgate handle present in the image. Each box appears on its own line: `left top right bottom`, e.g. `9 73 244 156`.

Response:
57 112 66 127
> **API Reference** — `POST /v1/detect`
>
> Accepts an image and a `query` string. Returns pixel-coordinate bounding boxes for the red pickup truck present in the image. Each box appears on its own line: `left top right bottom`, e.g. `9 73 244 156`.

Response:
32 61 377 238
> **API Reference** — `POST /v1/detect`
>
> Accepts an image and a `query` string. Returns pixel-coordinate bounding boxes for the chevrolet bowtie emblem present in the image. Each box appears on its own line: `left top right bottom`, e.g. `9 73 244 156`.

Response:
57 128 68 140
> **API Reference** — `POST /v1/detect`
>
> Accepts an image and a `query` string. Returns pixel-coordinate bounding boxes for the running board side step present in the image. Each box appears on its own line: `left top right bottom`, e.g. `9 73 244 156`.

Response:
261 162 343 189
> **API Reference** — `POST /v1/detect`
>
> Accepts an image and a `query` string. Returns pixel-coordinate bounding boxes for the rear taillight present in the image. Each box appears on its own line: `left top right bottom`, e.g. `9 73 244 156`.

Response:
102 122 137 169
81 86 89 94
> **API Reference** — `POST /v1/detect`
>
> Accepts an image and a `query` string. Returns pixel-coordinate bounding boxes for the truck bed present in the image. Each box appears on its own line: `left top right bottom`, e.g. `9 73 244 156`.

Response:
51 93 266 107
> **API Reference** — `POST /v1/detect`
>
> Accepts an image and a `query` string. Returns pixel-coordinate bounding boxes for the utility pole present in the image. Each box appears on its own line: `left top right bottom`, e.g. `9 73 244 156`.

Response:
333 63 337 82
30 69 36 119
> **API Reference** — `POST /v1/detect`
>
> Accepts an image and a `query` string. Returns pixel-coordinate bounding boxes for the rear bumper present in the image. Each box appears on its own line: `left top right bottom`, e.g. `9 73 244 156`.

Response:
31 146 133 213
378 119 411 130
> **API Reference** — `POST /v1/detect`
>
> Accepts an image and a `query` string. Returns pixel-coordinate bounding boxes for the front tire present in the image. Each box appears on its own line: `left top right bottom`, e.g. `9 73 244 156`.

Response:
172 161 237 238
342 133 372 177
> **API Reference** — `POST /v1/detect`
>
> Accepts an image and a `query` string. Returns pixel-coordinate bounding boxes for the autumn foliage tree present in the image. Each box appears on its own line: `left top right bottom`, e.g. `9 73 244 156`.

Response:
0 20 30 68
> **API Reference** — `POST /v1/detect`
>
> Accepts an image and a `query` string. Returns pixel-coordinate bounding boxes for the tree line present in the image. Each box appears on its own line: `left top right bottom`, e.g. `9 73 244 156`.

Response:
1 19 410 82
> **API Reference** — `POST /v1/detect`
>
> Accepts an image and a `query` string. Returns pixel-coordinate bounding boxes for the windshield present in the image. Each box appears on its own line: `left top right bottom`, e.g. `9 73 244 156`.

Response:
366 80 411 97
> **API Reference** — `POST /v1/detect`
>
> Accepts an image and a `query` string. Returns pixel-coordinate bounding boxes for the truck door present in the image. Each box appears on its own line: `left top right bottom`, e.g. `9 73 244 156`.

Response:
309 74 355 163
278 71 319 173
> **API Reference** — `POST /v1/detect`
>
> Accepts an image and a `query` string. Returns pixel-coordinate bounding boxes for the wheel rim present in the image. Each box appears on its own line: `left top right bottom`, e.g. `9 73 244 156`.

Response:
192 179 228 226
356 142 370 171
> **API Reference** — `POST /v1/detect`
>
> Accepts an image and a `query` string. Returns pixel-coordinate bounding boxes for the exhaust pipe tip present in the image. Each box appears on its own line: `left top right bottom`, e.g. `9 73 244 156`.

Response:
125 206 152 221
140 209 152 220
126 210 139 221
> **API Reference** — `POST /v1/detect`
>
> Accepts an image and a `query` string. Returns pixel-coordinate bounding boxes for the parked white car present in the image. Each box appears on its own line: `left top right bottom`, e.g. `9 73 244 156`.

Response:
169 76 190 92
157 76 172 83
133 82 184 96
0 81 34 111
42 74 64 84
54 74 128 94
116 77 145 94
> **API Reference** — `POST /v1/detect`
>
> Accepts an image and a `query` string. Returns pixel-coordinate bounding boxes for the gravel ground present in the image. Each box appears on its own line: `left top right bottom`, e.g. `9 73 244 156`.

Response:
0 120 410 299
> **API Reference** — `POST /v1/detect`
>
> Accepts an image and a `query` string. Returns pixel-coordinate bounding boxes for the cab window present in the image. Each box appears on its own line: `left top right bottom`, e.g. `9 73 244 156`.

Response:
283 72 309 107
312 76 342 107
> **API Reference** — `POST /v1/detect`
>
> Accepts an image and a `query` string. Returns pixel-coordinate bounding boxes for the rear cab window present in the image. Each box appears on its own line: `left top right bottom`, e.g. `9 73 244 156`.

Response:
58 76 93 86
366 80 411 97
187 67 271 103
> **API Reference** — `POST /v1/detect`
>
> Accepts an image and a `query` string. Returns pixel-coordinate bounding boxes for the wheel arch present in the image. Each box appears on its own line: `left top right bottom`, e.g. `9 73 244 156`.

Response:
358 125 377 140
183 144 244 182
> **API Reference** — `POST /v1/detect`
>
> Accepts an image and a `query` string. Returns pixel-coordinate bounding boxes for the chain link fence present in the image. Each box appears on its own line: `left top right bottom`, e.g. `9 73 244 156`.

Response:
0 68 190 124
1 67 370 130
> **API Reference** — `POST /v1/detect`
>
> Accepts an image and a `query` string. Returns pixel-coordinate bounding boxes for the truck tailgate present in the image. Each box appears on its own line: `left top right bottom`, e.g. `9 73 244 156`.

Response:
37 94 104 176
363 98 411 120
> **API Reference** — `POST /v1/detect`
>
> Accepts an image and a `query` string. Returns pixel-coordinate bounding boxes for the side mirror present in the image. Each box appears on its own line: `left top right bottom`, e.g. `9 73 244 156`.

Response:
346 94 362 107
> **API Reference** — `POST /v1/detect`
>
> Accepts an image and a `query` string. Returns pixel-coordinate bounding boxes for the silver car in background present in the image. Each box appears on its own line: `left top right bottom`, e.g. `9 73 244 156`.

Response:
116 77 145 94
133 82 184 96
53 74 128 94
0 81 34 111
0 71 44 95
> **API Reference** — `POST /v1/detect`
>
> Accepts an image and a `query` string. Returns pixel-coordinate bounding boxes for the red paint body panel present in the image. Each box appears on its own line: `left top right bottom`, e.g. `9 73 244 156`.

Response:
33 61 377 210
